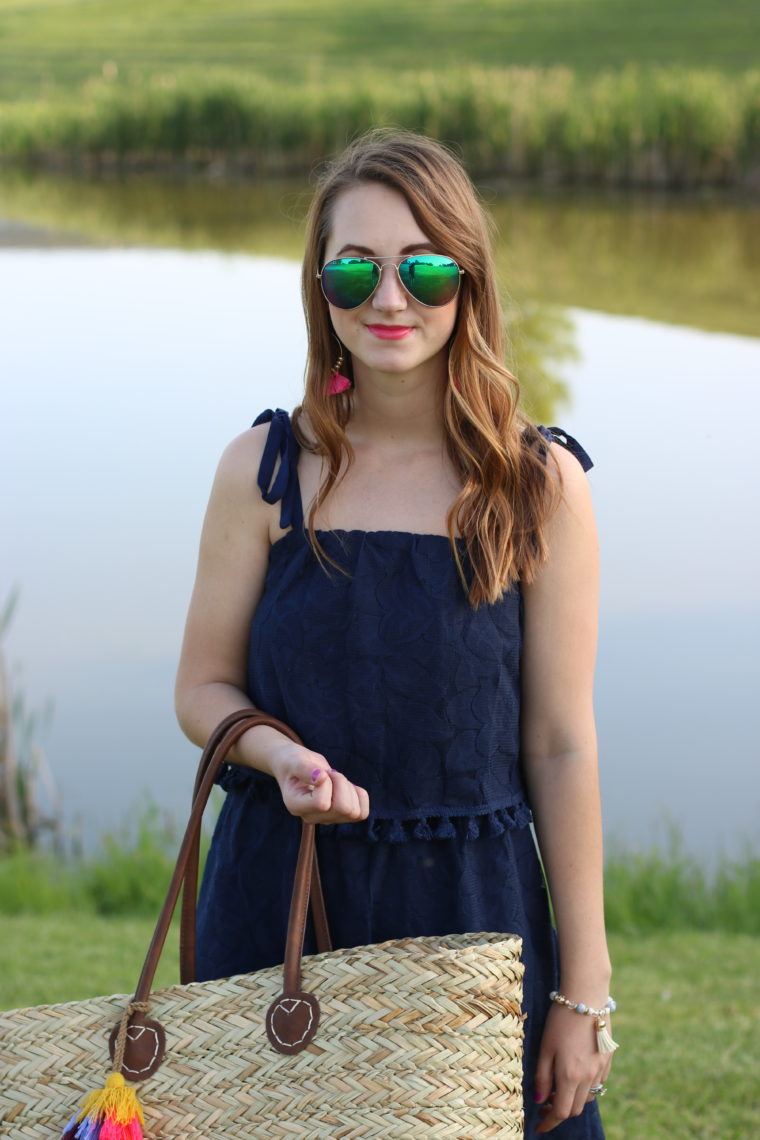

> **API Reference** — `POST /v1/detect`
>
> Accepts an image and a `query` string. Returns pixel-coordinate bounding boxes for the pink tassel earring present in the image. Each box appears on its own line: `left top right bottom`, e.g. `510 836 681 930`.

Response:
328 341 352 395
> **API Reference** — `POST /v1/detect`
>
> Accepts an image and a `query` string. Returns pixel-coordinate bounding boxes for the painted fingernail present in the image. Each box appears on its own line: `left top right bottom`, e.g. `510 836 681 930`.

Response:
311 769 321 782
533 1093 543 1103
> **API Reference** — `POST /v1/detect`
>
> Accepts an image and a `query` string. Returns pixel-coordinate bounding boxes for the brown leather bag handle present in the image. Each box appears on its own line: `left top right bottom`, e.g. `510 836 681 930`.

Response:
179 708 332 983
109 710 332 1079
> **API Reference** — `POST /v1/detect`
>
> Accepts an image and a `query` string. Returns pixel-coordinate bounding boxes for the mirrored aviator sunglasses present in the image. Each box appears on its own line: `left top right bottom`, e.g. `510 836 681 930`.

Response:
318 254 464 310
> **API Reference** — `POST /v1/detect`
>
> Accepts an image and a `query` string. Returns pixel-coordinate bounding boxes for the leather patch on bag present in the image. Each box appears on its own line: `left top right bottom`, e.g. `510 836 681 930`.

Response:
108 1012 167 1081
266 990 320 1054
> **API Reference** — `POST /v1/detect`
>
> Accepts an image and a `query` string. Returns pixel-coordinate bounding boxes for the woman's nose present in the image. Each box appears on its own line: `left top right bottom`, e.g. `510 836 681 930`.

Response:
371 263 407 311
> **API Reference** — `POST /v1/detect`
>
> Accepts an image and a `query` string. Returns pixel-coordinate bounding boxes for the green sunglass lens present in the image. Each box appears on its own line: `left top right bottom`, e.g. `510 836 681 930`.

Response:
321 259 379 309
399 255 460 306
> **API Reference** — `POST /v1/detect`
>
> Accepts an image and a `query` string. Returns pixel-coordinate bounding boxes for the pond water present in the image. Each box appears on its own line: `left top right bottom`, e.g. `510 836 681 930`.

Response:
2 176 759 860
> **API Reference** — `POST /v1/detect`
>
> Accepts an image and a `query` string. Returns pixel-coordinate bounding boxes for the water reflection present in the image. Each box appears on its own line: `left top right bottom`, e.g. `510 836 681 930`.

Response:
1 170 758 335
0 171 306 255
0 173 580 423
486 191 760 338
505 300 574 424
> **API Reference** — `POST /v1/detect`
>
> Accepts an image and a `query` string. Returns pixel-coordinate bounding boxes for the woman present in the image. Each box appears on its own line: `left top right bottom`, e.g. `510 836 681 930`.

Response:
176 130 614 1136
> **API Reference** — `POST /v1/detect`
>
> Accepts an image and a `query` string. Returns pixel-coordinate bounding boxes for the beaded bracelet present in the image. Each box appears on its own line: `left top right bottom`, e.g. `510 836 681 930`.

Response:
549 991 619 1054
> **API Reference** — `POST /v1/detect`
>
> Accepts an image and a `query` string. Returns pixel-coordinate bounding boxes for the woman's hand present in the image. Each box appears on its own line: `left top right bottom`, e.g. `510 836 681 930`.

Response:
533 1004 614 1133
267 739 370 824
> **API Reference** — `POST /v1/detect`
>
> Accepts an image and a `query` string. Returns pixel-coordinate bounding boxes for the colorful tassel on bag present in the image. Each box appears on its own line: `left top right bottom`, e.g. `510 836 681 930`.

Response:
61 999 149 1140
60 1072 144 1140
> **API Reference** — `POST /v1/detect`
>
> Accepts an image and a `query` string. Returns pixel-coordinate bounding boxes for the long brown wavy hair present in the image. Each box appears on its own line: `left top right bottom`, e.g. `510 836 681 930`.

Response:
294 128 560 607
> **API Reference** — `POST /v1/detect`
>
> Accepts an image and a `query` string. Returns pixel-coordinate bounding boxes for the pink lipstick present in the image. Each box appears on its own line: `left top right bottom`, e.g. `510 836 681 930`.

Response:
366 325 414 340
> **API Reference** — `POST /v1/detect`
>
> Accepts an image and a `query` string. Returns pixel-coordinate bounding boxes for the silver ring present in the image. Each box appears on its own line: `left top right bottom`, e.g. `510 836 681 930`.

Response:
589 1084 607 1097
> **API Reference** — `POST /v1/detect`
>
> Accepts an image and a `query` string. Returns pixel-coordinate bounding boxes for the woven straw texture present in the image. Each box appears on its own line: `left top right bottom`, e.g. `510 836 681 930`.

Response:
1 931 524 1139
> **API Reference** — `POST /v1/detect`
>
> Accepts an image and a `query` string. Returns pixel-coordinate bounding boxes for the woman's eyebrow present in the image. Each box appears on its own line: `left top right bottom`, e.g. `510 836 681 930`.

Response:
335 242 438 256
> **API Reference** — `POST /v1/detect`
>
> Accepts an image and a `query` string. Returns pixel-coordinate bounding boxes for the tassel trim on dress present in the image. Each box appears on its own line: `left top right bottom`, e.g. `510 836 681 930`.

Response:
322 802 533 843
216 765 532 842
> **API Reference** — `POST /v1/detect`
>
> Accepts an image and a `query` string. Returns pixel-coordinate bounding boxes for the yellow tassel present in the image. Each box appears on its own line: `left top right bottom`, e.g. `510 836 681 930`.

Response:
77 1073 145 1127
595 1017 620 1055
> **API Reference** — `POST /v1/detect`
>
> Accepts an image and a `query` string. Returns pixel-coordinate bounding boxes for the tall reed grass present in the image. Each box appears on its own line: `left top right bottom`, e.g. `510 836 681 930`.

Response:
1 65 758 188
605 833 760 935
0 804 189 918
0 809 757 931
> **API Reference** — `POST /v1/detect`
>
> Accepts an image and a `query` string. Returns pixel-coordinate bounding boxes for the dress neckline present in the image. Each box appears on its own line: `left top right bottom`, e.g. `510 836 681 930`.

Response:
254 408 593 543
271 527 458 552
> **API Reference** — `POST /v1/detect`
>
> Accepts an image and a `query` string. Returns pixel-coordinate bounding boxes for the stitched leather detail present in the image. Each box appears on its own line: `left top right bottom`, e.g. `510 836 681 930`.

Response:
265 991 320 1055
108 1013 166 1081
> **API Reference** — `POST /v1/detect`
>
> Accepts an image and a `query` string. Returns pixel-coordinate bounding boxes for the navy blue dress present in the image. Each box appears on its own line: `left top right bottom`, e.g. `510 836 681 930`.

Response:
197 409 605 1138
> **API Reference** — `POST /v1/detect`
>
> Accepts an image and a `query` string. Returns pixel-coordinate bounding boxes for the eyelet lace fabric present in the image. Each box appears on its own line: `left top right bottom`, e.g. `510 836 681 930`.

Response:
198 409 604 1138
237 524 532 841
220 409 593 845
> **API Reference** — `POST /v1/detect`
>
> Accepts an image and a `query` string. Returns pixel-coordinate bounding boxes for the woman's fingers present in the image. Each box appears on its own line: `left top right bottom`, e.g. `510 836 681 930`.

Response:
533 1003 615 1131
280 759 370 823
569 1078 592 1120
584 1050 613 1101
323 769 370 821
307 769 369 823
533 1046 559 1133
535 1068 608 1133
533 1050 554 1110
354 781 370 819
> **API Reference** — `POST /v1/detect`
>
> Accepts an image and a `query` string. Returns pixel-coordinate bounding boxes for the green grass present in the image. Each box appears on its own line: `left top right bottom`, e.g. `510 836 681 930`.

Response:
1 926 758 1139
1 1 759 186
0 802 209 919
604 932 760 1140
604 835 760 935
0 0 758 102
0 913 181 1008
1 64 758 188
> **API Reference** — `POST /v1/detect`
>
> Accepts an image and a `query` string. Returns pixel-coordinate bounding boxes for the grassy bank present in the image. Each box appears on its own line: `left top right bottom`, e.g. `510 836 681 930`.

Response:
2 0 758 188
0 806 191 918
1 926 758 1139
604 837 760 935
2 65 758 188
1 0 757 101
1 817 758 931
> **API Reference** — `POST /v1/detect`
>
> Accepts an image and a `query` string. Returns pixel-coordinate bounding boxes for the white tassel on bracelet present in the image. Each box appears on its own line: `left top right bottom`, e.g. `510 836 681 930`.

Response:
549 991 620 1054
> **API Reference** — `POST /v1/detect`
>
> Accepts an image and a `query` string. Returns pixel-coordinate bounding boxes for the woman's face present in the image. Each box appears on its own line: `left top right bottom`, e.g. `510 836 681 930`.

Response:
321 182 459 382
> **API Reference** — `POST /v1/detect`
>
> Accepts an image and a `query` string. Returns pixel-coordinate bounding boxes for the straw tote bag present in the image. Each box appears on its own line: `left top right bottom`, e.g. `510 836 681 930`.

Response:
1 709 525 1139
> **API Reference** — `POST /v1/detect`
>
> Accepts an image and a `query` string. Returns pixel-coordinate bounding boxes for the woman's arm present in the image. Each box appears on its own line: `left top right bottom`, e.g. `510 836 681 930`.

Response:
175 426 368 824
520 442 613 1133
175 426 275 753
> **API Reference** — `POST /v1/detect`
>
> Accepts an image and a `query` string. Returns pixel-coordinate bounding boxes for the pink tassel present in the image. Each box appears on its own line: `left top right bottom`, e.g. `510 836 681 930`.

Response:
100 1117 143 1140
60 1073 144 1140
328 372 352 395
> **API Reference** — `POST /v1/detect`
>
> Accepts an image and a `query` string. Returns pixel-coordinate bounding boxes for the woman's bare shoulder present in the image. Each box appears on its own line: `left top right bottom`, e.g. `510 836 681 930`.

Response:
201 424 277 544
547 436 593 495
214 422 270 483
533 438 598 584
